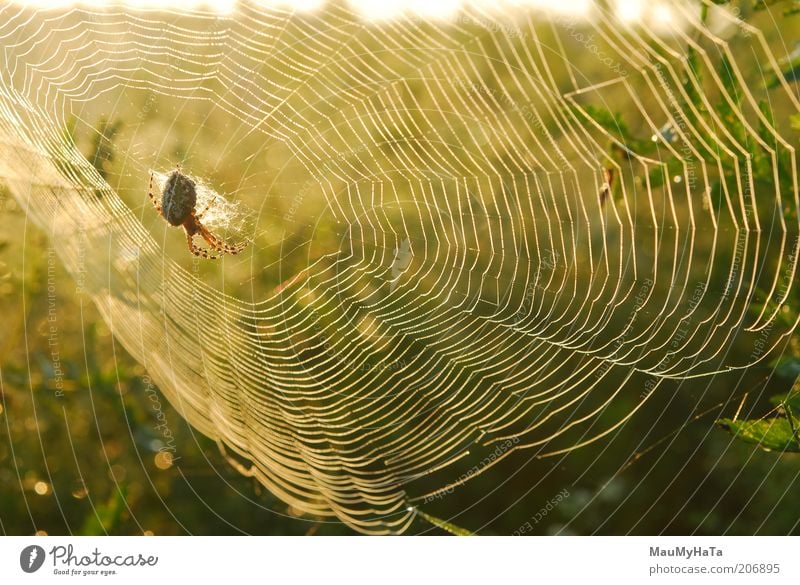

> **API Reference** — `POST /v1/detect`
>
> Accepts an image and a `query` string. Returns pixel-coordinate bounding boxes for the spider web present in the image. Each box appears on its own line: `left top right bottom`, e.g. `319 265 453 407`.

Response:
0 0 798 534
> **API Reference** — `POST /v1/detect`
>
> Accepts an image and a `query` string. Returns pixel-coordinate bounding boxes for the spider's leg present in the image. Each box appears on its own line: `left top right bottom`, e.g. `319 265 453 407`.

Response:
198 223 248 255
198 222 247 252
147 171 161 213
197 224 227 252
206 232 247 254
217 239 249 254
186 232 218 260
224 240 249 254
195 195 217 220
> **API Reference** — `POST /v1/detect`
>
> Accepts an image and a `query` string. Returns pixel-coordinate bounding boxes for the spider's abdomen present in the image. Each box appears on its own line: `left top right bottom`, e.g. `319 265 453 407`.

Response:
162 171 197 226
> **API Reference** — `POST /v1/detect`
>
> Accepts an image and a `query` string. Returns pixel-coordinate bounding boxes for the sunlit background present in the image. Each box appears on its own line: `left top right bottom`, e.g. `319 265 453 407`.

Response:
9 0 685 25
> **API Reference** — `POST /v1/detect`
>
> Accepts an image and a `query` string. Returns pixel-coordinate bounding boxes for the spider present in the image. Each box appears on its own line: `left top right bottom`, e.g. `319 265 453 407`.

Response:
148 165 247 259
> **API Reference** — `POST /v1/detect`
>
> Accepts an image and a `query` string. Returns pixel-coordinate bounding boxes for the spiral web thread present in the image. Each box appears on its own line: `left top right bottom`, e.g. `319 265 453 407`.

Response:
0 0 798 533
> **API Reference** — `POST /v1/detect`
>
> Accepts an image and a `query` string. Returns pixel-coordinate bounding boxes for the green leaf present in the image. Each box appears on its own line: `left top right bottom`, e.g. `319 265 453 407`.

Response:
717 417 800 452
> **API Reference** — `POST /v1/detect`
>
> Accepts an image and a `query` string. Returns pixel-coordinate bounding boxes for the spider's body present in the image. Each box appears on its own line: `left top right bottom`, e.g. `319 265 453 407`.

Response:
148 165 247 259
162 169 197 226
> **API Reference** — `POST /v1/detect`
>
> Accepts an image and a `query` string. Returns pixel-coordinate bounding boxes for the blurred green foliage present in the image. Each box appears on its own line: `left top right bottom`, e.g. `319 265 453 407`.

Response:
718 376 800 452
582 0 800 458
